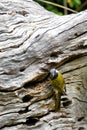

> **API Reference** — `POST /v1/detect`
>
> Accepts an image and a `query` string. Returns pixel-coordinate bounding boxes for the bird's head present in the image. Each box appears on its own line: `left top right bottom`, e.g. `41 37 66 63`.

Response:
49 68 58 80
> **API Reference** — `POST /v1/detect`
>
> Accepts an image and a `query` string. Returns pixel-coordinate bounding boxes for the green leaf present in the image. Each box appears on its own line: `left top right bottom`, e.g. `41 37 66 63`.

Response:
74 0 81 5
69 1 74 8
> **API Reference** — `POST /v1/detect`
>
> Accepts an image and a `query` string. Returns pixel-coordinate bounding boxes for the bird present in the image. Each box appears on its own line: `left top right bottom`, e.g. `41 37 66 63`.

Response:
49 68 66 111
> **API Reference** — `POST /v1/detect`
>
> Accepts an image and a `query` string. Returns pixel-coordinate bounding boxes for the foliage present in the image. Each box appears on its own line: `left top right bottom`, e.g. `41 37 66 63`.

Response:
34 0 87 15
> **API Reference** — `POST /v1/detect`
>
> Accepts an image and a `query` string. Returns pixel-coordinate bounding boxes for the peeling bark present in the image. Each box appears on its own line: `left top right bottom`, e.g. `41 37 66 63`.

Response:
0 0 87 130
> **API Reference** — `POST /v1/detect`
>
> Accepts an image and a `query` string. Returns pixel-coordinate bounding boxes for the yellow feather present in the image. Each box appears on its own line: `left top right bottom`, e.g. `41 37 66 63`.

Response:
49 69 66 111
50 71 66 94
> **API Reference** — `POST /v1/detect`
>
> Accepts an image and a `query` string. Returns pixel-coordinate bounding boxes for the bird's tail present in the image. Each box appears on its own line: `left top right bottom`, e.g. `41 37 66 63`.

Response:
55 92 61 111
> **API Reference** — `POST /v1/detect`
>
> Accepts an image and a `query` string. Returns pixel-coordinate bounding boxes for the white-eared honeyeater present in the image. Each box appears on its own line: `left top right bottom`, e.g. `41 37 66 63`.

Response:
49 68 66 111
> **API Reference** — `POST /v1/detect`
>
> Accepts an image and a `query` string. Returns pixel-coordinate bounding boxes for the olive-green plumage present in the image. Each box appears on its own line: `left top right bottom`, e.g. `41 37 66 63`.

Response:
49 68 66 111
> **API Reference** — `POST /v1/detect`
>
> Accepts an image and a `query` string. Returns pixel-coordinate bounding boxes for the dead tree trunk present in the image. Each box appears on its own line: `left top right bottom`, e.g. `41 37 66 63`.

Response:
0 0 87 130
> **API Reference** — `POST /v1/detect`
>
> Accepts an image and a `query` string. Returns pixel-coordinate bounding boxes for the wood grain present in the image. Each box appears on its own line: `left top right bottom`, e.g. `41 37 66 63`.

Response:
0 0 87 129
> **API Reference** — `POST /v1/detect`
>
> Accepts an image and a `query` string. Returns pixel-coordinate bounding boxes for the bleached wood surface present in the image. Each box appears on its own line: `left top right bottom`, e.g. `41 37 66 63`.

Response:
0 0 87 130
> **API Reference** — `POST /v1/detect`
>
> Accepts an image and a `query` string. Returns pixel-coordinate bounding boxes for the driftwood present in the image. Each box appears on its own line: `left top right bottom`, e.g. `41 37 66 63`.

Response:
0 0 87 130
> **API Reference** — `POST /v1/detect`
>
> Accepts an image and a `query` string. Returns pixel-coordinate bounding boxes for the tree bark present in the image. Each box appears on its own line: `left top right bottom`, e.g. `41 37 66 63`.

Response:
0 0 87 130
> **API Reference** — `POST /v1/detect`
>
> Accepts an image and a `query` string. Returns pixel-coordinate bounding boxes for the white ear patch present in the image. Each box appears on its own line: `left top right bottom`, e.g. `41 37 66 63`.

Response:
56 70 58 73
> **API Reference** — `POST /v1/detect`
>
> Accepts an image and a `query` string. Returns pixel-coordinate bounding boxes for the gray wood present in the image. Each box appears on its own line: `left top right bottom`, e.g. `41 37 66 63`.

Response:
0 0 87 130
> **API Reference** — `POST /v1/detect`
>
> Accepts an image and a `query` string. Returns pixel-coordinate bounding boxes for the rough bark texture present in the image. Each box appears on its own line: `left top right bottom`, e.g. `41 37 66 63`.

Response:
0 0 87 130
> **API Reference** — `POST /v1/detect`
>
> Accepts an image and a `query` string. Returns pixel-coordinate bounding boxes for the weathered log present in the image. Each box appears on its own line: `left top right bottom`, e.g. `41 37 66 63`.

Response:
0 0 87 130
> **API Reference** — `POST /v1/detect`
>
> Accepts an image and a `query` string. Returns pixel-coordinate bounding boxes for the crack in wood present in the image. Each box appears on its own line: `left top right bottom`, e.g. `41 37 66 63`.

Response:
0 1 87 129
18 106 29 114
0 33 31 52
22 95 33 102
0 122 26 129
47 52 87 72
77 116 85 122
26 116 39 126
55 20 87 37
40 13 85 36
16 10 28 16
0 87 22 93
0 111 19 117
73 97 87 103
78 127 85 130
66 31 87 42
